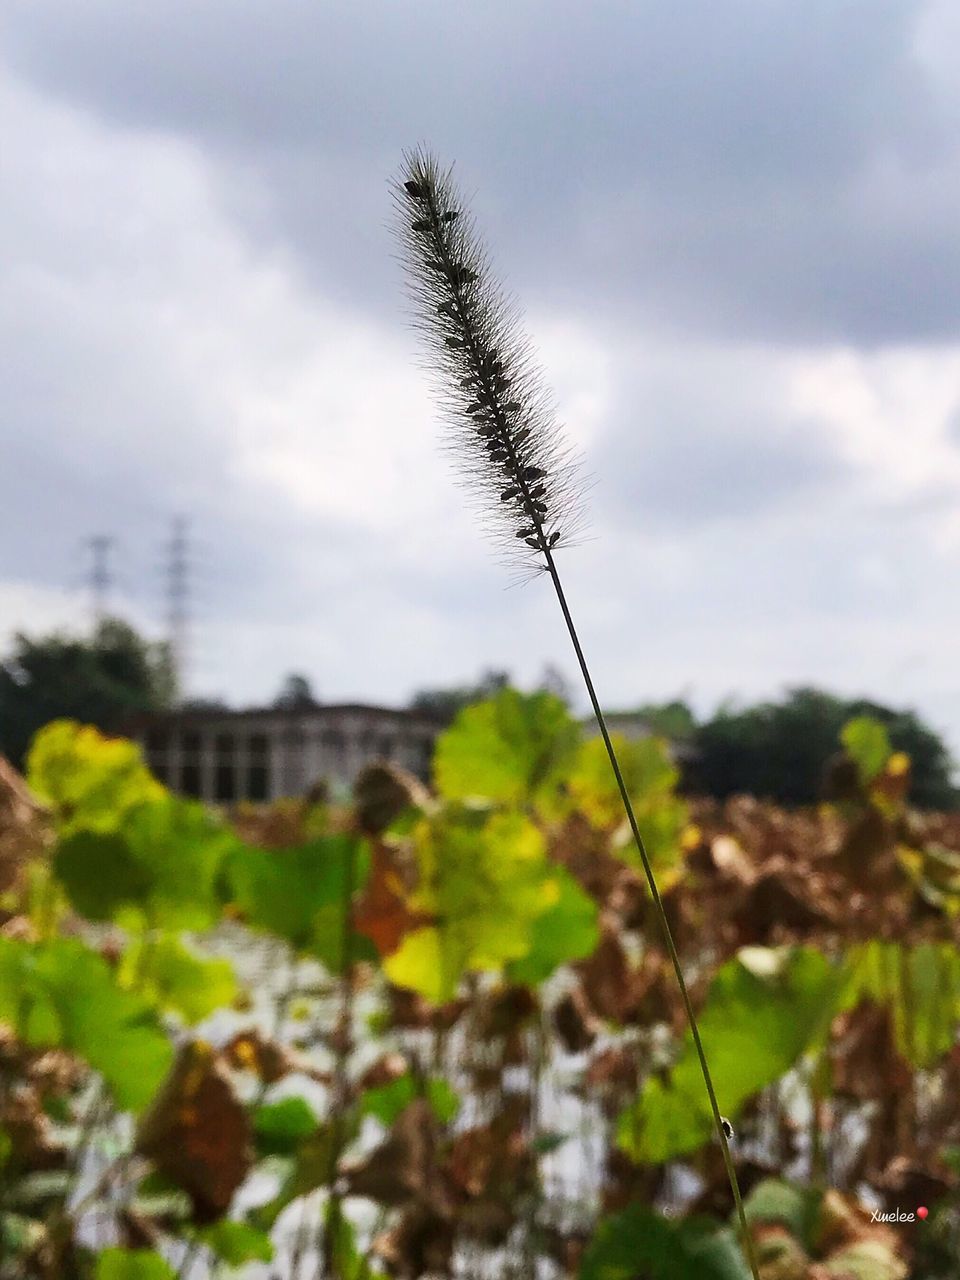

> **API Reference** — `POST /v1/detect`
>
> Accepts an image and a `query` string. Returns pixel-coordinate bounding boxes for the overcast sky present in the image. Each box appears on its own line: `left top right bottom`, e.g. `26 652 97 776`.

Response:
3 1 960 757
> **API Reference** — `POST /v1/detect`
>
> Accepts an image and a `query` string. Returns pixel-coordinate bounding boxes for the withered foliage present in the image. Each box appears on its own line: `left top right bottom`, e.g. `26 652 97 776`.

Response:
2 735 960 1280
135 1041 252 1223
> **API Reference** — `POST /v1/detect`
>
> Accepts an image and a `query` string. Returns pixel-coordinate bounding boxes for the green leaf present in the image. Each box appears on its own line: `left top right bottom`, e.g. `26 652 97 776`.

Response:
119 935 237 1025
841 716 892 785
821 1239 908 1279
360 1074 459 1127
507 865 599 985
580 1205 750 1280
94 1248 178 1280
532 1131 570 1155
571 735 688 874
325 1199 387 1280
120 796 238 930
839 941 960 1068
383 810 559 1002
618 947 839 1162
226 834 369 961
570 733 677 828
53 831 152 922
0 936 173 1113
253 1096 320 1156
433 688 580 812
27 721 163 834
53 795 238 931
196 1219 274 1265
742 1179 821 1248
251 1124 342 1230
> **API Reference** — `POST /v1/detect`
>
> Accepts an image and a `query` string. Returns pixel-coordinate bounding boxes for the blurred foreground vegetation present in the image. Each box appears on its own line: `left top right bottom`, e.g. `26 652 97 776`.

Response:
0 693 958 1279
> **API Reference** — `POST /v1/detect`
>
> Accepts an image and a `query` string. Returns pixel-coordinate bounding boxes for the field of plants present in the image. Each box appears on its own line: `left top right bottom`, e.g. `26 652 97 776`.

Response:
0 690 958 1279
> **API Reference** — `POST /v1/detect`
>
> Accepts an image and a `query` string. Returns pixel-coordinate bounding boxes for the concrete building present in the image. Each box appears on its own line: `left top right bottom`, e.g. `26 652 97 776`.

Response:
127 704 443 804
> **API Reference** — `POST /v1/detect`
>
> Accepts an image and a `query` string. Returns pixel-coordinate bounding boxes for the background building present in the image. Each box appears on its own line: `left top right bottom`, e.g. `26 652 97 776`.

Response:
128 704 442 804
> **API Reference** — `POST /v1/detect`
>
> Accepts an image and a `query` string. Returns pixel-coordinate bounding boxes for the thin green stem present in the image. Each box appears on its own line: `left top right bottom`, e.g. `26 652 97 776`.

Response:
542 548 761 1280
311 838 359 1280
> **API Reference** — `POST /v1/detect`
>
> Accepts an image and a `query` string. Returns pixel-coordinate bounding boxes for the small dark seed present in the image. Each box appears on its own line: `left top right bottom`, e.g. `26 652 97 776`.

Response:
548 531 560 547
504 401 521 412
529 483 546 499
441 210 459 222
459 375 475 387
522 466 545 481
404 180 427 199
426 259 445 272
500 487 519 501
517 527 535 538
525 537 540 549
437 300 457 317
465 402 482 414
444 337 464 348
411 218 432 233
514 427 531 445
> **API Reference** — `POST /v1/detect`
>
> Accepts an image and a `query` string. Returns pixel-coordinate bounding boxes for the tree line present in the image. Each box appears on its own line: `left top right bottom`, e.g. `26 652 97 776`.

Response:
1 624 955 808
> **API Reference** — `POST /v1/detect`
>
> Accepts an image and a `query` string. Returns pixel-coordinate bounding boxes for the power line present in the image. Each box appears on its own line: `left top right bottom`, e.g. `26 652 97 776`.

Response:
85 535 115 630
165 516 191 702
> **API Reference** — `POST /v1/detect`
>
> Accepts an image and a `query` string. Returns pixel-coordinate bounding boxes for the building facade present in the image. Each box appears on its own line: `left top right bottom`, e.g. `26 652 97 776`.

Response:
128 704 442 805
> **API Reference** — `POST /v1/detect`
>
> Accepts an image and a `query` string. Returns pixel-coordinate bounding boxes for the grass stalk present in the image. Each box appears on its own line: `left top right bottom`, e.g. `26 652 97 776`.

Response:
543 550 760 1277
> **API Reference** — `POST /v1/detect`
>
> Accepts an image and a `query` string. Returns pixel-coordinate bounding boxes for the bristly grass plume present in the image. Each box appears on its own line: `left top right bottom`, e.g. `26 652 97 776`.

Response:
392 146 762 1280
392 149 587 578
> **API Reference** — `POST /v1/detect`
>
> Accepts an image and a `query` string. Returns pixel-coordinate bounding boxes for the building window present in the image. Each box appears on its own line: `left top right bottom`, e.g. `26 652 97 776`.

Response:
246 734 270 802
214 733 236 802
180 763 202 798
215 766 236 802
180 731 202 797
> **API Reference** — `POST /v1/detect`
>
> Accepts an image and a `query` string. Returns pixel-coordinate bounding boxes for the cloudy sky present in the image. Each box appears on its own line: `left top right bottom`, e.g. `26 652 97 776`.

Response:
3 1 960 756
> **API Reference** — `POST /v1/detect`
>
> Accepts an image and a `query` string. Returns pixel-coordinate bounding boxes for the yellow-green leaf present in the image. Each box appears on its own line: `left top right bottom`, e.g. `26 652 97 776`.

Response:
0 937 172 1113
433 689 580 811
618 947 838 1163
119 935 237 1025
95 1250 177 1280
384 810 558 1001
841 716 891 785
27 721 163 834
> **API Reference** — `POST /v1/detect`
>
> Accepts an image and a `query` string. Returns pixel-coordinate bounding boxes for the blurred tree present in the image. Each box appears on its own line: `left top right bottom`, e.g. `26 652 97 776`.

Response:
624 698 698 742
536 662 573 705
0 618 171 770
691 686 957 809
409 668 511 724
273 673 318 709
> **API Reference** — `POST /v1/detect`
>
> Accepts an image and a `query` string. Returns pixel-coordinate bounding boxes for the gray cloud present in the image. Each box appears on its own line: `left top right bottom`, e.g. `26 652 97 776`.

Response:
3 1 959 343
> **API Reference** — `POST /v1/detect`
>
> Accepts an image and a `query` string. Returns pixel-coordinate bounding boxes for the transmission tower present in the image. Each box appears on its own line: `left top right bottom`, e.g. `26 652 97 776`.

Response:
165 516 190 703
86 535 115 630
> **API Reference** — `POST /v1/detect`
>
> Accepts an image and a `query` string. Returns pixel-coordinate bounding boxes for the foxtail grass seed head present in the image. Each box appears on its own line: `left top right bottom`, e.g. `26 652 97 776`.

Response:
392 148 587 576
